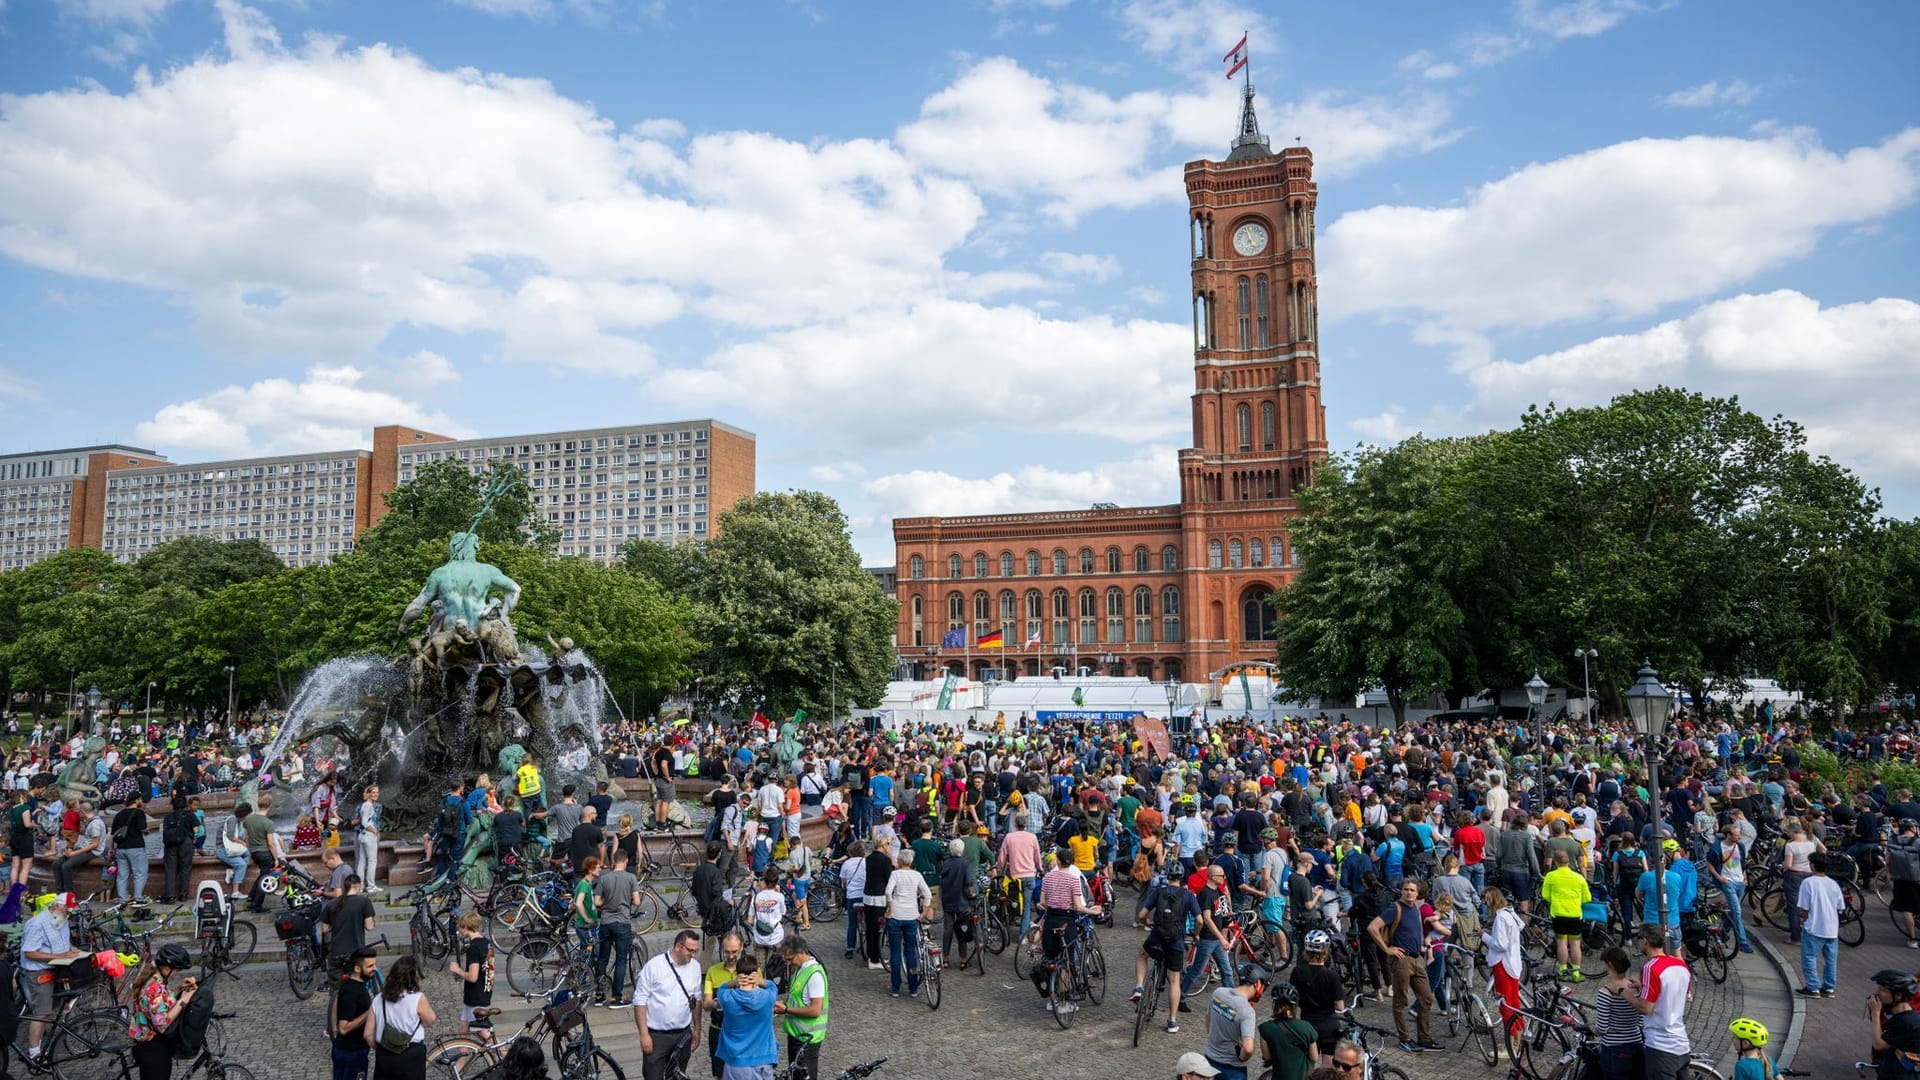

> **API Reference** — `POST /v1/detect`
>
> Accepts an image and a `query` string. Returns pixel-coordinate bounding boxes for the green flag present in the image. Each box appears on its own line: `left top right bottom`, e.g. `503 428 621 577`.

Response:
793 708 808 723
1072 686 1084 706
935 671 956 710
1241 670 1255 711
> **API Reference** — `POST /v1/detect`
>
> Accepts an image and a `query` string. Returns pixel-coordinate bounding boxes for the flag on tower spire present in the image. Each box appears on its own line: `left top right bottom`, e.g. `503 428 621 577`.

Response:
1223 33 1248 80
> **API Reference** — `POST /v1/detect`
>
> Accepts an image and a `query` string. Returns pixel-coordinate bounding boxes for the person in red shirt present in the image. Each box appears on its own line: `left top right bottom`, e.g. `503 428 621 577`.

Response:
1454 809 1488 896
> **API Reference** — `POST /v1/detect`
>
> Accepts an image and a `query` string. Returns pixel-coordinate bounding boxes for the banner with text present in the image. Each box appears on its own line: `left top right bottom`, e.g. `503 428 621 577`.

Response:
1036 710 1145 724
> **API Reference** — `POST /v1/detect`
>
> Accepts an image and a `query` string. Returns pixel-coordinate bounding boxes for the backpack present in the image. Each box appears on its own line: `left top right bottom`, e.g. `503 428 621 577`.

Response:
113 811 144 850
168 981 216 1059
435 799 464 845
1149 884 1185 940
162 811 192 848
1614 850 1646 890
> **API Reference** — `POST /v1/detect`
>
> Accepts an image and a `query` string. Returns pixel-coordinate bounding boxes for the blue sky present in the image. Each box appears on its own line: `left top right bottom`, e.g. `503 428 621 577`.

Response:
1 0 1917 562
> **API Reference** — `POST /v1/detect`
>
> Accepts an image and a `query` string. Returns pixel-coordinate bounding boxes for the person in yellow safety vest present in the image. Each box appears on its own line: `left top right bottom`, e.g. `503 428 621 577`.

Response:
773 937 828 1079
516 754 544 812
1540 849 1592 981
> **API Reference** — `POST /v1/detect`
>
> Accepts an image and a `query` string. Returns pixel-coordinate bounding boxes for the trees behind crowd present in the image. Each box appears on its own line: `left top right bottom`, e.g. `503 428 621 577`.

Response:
0 461 894 724
1277 388 1920 725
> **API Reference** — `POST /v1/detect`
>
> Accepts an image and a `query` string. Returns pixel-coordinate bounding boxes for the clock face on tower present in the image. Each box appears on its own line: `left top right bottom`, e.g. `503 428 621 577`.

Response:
1232 222 1269 257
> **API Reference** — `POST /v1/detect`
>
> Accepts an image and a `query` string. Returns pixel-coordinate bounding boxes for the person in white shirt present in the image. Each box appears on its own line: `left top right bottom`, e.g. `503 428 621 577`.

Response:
1795 854 1845 997
750 868 788 953
883 849 931 998
838 842 867 960
1629 923 1692 1080
632 929 705 1080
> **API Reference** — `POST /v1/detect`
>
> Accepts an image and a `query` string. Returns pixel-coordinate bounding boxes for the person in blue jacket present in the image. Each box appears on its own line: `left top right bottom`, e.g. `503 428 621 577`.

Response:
715 953 778 1078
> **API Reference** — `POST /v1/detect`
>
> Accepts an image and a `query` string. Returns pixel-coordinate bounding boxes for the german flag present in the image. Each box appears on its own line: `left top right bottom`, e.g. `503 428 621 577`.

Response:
977 630 1005 649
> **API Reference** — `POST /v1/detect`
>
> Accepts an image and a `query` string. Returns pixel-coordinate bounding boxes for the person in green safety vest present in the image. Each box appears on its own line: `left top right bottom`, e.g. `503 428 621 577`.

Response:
773 936 828 1080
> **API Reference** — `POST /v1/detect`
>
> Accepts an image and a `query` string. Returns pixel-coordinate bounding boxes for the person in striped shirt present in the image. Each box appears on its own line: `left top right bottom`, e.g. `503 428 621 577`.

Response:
1591 946 1642 1080
1031 847 1097 1012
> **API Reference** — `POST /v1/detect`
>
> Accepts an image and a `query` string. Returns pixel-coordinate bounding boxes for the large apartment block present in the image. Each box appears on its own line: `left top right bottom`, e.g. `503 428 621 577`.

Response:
0 419 754 571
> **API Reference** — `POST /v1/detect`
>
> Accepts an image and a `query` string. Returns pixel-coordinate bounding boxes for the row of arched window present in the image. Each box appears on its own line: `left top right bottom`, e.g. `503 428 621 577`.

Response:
1235 401 1277 452
908 544 1180 580
1206 536 1294 570
906 586 1183 646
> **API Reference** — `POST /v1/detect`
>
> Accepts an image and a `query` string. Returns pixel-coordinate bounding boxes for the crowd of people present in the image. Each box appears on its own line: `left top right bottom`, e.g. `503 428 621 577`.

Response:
5 700 1920 1079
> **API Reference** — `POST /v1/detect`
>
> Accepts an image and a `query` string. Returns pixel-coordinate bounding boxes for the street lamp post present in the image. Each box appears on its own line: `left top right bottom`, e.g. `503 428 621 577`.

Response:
1098 651 1121 677
1524 671 1548 729
1051 642 1077 679
145 681 156 726
84 685 101 737
830 659 838 725
223 665 235 722
1574 648 1598 725
1624 661 1676 933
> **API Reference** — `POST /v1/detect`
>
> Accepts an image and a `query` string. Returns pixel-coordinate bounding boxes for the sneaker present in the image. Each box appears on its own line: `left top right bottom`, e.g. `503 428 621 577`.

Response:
888 990 900 998
1399 1041 1425 1054
1909 940 1918 950
1420 1040 1445 1052
1822 990 1835 998
1129 985 1144 1003
1567 971 1584 984
1740 943 1754 954
844 950 855 959
1795 988 1820 998
1177 1000 1192 1013
1165 1020 1179 1034
1055 1001 1077 1014
867 962 884 971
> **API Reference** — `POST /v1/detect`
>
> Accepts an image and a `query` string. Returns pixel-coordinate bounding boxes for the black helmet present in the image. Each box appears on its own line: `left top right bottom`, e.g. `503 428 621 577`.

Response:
1238 962 1272 987
1902 819 1919 831
156 943 191 971
1872 969 1920 995
1270 982 1300 1006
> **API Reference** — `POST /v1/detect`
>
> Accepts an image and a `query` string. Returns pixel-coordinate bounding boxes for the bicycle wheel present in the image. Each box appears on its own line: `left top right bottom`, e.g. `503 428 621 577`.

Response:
288 941 320 999
1874 868 1893 906
1186 948 1215 996
507 936 567 998
1757 886 1789 931
1084 946 1107 1005
1679 1062 1725 1080
631 888 664 936
1013 934 1036 980
665 841 698 884
557 1046 627 1080
207 1065 259 1080
228 919 257 967
982 910 1007 955
1841 886 1866 947
1132 962 1159 1047
428 1035 503 1080
1049 965 1076 1029
490 882 534 933
920 952 941 1011
1463 991 1500 1067
47 1007 127 1080
1373 1066 1411 1080
1580 922 1617 978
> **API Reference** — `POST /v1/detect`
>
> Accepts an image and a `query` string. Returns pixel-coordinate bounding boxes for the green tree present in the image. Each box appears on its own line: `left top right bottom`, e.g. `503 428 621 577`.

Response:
1274 437 1471 725
685 491 896 718
356 460 557 559
1877 519 1920 694
621 538 697 593
133 537 285 595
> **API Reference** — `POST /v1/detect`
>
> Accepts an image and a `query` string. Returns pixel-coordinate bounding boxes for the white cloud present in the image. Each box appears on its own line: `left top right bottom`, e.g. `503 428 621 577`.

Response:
1514 0 1655 39
1321 128 1920 343
1462 32 1529 67
1359 290 1920 487
863 444 1180 518
807 462 868 484
649 299 1192 447
1038 251 1121 281
1661 79 1760 108
55 0 174 26
444 0 614 21
1398 50 1461 81
0 3 984 374
1117 0 1268 68
632 117 685 140
134 364 474 459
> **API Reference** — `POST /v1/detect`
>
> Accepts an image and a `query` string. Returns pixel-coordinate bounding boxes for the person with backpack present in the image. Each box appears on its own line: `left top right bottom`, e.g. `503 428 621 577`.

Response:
430 781 468 881
1131 851 1199 1034
111 793 151 904
159 797 196 904
128 942 199 1080
367 954 436 1079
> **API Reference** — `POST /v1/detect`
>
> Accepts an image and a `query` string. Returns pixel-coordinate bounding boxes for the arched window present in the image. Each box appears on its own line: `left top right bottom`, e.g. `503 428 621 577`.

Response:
1250 539 1265 567
1105 587 1125 642
1026 589 1043 645
911 595 922 615
1256 275 1270 347
1106 547 1122 574
1236 276 1251 348
1162 545 1179 571
1079 548 1095 574
974 591 991 641
999 552 1013 577
909 554 923 579
1164 659 1182 682
948 554 962 578
1274 536 1289 565
1134 546 1149 572
1208 540 1223 568
1052 549 1068 575
1243 589 1279 641
1237 404 1252 451
947 591 964 626
973 552 988 578
1261 402 1275 451
1229 539 1243 568
1026 550 1041 576
1162 586 1182 642
1051 589 1070 644
999 590 1017 644
1078 588 1097 644
1133 586 1153 643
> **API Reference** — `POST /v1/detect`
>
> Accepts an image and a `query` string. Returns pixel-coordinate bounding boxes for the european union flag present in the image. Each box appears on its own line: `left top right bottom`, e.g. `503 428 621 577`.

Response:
941 628 965 649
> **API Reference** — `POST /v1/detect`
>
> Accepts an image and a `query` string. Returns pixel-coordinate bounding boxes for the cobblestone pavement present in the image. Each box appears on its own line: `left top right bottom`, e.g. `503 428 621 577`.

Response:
175 894 1788 1080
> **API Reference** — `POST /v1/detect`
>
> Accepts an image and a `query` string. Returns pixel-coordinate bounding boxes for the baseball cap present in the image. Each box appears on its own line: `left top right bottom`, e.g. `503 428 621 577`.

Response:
1173 1051 1221 1077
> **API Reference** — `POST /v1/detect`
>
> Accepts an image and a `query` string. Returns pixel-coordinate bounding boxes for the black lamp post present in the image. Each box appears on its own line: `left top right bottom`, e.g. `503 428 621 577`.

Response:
1524 671 1549 727
1624 661 1675 931
84 685 101 736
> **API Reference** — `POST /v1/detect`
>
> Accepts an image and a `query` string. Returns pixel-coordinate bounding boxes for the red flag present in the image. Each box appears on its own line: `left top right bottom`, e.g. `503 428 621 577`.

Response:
750 711 771 731
1224 34 1248 79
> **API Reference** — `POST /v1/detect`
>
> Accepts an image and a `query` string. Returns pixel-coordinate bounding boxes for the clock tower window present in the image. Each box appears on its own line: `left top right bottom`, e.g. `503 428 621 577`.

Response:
1262 402 1276 451
1237 404 1252 452
1256 276 1270 348
1237 277 1251 348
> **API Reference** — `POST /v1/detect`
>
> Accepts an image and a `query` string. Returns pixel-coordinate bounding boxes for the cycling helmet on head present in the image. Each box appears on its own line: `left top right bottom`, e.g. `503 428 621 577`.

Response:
1727 1018 1767 1047
1304 929 1333 954
1902 819 1919 831
1662 838 1680 853
1269 982 1300 1006
1872 969 1920 995
156 943 191 971
1238 963 1272 986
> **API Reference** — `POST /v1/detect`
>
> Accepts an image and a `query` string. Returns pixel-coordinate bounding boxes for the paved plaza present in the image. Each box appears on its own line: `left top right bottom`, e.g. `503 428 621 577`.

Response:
164 890 1794 1080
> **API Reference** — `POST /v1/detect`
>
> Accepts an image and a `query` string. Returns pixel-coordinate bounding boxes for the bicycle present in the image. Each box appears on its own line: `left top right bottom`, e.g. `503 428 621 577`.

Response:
1434 942 1498 1067
98 1011 257 1080
1045 915 1105 1029
980 874 1023 956
405 882 457 968
1184 912 1276 995
505 927 591 1000
777 1058 885 1080
1131 942 1173 1047
639 821 702 886
193 897 257 983
7 962 136 1080
427 980 622 1080
914 919 943 1010
1334 1010 1413 1080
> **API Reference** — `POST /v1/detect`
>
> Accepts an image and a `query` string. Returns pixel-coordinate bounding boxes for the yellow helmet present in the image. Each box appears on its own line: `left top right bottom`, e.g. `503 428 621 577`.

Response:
1728 1017 1767 1047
